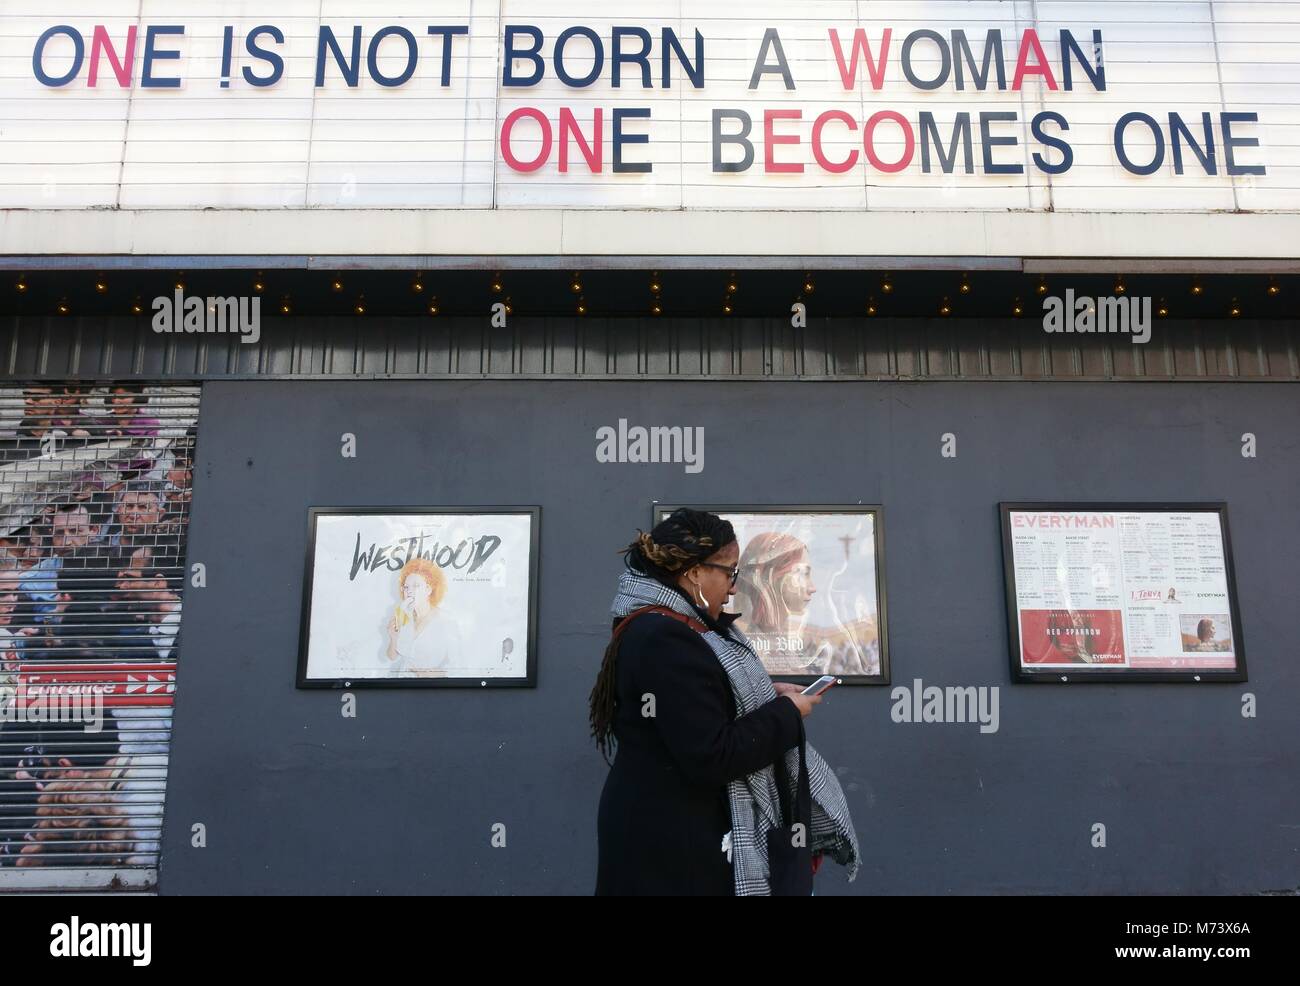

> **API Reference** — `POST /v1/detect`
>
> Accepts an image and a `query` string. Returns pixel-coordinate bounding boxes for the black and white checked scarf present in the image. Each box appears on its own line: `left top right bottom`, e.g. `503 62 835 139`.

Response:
611 570 861 895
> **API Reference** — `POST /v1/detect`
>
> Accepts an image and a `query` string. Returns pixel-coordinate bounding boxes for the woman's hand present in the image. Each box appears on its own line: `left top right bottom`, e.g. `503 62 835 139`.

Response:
784 690 822 718
383 618 402 661
772 682 803 697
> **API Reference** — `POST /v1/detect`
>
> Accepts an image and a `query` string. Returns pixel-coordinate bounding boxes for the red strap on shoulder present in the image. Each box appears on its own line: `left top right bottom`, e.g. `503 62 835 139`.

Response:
611 604 709 643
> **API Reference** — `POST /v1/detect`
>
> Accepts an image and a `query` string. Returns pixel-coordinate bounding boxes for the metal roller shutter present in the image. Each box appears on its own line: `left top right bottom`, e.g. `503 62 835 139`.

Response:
0 383 199 892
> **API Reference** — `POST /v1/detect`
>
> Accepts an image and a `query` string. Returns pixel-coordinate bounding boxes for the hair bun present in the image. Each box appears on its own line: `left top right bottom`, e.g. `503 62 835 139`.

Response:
632 531 692 572
621 508 736 581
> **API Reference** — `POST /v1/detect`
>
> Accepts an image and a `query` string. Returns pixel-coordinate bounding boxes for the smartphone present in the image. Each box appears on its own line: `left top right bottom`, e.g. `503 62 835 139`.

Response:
800 675 839 697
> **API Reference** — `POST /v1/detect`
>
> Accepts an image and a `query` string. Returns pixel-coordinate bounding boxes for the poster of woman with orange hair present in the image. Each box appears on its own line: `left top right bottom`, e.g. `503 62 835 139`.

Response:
385 557 465 675
298 508 539 687
658 506 887 683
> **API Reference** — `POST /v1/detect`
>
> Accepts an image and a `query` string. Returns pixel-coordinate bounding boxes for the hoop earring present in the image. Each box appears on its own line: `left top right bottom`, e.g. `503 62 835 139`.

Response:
696 584 710 609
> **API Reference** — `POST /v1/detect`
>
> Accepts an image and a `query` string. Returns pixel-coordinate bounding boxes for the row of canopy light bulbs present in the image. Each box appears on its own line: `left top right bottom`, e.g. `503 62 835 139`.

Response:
11 271 1284 319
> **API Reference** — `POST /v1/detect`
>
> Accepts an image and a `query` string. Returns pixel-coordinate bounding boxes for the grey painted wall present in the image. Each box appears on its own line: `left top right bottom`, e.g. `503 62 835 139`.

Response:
159 379 1299 894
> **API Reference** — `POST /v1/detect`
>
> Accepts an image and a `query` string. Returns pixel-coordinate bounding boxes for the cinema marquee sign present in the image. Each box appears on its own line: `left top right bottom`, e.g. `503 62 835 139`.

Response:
27 18 1268 182
11 2 1288 212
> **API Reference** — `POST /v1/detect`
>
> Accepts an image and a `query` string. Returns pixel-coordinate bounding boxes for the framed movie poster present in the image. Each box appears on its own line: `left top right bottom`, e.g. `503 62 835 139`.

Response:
297 507 539 688
654 505 889 684
1000 503 1246 683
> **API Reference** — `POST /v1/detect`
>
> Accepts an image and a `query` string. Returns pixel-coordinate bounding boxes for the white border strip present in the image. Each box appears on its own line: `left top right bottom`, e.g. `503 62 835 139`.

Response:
0 868 156 891
1 210 1298 263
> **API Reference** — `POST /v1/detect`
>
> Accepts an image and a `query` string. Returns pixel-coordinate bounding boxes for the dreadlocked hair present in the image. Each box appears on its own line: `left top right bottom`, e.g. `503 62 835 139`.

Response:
589 508 736 763
589 629 623 765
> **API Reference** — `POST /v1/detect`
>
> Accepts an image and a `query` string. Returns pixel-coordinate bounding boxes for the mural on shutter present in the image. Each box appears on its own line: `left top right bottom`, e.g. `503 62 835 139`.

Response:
0 384 198 891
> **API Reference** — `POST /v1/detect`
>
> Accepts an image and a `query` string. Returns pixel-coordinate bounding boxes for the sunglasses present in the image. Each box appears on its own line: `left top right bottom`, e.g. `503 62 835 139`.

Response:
697 561 739 584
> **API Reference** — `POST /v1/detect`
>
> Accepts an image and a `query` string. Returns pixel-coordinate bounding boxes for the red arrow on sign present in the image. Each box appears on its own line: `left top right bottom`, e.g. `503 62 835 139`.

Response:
15 663 177 708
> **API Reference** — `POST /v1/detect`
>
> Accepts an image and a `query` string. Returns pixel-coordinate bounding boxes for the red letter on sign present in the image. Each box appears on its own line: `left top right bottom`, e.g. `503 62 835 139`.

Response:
863 110 914 173
1012 29 1058 90
501 107 552 172
559 108 603 173
89 25 137 87
764 109 804 173
811 110 859 173
828 28 891 90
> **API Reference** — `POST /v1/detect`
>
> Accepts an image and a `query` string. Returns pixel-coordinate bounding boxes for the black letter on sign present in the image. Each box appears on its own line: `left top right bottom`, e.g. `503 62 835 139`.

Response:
613 108 652 173
713 109 754 172
749 29 794 89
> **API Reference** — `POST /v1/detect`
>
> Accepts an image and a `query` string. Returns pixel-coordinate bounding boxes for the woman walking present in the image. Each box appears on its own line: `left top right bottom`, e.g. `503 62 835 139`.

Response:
591 507 859 895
